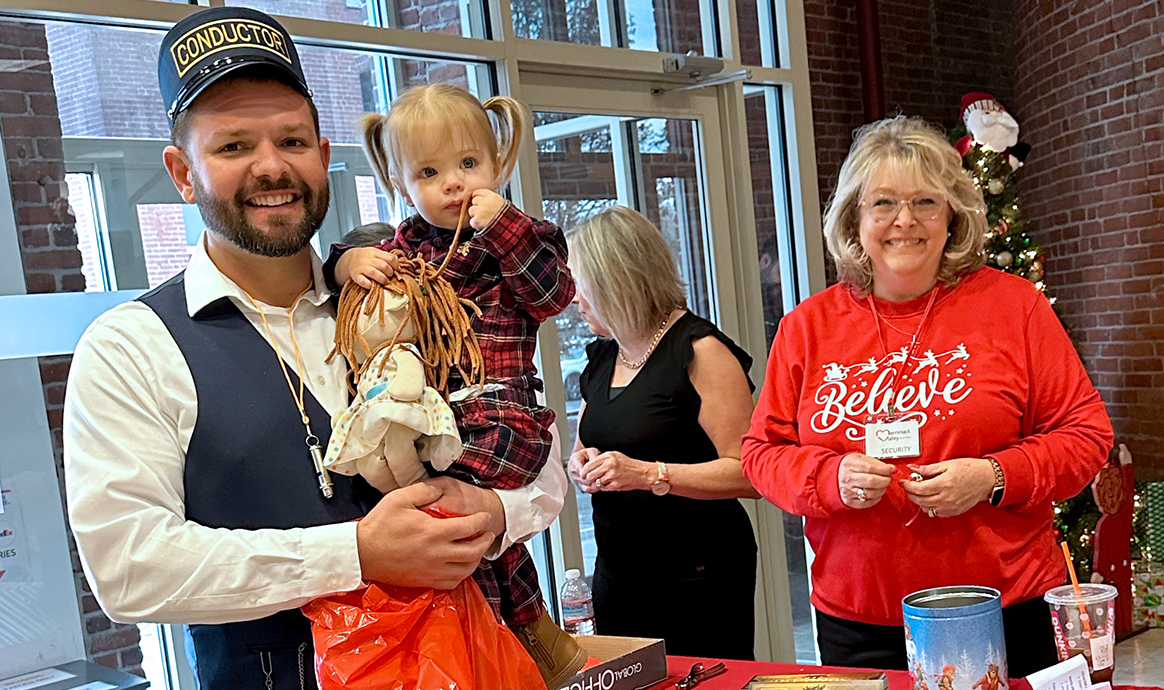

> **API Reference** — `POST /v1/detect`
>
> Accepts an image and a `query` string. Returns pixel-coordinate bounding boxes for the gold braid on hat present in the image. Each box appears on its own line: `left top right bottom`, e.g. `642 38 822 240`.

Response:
328 199 484 399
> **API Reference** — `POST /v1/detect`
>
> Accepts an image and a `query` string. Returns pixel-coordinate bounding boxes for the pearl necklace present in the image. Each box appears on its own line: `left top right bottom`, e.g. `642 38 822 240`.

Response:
618 314 673 370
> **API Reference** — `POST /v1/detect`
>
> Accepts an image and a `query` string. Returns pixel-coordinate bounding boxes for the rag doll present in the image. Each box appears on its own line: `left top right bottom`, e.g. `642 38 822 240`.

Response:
324 249 483 493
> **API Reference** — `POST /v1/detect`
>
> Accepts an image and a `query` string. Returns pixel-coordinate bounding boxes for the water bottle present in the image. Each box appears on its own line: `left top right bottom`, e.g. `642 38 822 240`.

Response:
560 568 597 635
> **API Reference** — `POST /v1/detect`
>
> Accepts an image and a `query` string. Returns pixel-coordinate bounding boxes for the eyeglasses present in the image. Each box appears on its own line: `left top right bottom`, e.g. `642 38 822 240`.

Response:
859 196 946 224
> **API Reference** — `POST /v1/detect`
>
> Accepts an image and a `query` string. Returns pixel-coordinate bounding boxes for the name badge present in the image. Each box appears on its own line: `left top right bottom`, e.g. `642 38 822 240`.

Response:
865 419 921 459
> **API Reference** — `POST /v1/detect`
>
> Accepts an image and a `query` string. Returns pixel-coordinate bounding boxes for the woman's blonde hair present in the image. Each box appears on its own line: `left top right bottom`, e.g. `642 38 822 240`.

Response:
566 205 686 339
822 115 987 294
359 83 528 203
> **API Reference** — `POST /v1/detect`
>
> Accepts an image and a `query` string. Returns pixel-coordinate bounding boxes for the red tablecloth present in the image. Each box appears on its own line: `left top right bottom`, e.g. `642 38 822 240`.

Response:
646 656 1160 690
646 656 912 689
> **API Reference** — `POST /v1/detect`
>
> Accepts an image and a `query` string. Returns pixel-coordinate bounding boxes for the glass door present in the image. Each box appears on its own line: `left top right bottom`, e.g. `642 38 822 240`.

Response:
533 110 715 579
515 71 743 588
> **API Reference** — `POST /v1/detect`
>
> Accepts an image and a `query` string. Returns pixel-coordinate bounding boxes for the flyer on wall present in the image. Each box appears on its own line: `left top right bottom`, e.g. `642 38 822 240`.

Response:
0 358 87 679
0 484 31 585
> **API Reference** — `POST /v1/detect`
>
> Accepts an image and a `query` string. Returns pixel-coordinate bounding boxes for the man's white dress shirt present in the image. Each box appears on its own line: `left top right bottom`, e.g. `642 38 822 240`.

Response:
64 237 566 625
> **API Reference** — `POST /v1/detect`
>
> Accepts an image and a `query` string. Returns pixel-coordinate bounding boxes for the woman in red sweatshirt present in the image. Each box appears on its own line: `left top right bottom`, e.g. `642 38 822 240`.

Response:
741 116 1112 678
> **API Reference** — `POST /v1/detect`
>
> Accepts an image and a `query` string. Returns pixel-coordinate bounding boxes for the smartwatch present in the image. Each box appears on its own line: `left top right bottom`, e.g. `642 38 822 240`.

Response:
650 461 671 496
987 458 1005 506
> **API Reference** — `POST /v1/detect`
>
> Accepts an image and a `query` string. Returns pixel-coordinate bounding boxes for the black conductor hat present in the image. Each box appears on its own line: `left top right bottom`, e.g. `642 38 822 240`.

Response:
158 7 311 125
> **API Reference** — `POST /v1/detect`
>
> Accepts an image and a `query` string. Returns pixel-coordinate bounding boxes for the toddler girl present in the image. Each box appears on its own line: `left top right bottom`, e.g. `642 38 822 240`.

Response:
325 83 580 686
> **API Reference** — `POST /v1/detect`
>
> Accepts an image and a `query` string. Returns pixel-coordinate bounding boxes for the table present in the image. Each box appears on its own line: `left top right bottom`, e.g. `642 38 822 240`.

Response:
646 656 910 689
646 656 1161 690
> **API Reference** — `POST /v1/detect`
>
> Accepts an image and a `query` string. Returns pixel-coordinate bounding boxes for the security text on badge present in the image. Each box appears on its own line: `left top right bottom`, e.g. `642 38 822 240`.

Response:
865 419 921 458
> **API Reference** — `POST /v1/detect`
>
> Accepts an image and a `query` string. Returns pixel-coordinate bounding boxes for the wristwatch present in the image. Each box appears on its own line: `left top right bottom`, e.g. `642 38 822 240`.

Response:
987 458 1005 506
650 461 671 496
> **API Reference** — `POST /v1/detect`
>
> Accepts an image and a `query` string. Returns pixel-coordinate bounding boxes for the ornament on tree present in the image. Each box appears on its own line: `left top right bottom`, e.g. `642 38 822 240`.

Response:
987 178 1005 195
996 250 1014 268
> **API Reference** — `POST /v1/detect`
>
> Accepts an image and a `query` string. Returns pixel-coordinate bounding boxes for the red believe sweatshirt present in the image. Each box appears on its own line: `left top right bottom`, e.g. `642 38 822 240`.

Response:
742 267 1113 626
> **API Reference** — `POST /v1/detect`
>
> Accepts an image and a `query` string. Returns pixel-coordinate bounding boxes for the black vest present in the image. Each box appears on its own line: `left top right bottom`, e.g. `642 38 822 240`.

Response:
140 274 380 690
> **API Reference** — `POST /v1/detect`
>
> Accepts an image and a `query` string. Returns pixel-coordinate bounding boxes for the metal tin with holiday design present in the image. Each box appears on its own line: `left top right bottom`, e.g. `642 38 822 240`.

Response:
903 586 1007 690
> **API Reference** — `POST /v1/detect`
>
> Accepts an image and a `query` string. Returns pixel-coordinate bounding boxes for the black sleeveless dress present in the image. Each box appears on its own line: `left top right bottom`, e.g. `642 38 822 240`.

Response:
578 312 758 660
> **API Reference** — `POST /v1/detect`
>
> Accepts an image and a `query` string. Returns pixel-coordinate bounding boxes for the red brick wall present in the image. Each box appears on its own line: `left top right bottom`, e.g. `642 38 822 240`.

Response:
1013 0 1164 479
0 20 145 675
802 0 1014 207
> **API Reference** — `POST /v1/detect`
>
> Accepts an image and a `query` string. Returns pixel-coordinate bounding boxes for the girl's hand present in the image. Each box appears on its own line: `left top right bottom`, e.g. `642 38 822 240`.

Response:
581 451 652 493
467 189 506 230
568 447 600 494
337 246 400 289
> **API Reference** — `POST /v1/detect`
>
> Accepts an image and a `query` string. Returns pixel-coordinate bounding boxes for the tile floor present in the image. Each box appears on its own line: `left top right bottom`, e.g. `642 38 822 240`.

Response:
1115 628 1164 686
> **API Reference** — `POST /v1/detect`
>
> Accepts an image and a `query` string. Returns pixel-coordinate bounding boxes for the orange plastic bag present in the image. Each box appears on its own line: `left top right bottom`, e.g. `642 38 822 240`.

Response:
302 578 546 690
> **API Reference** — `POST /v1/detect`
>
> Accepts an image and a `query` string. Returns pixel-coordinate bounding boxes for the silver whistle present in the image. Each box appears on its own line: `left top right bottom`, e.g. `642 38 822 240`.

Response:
308 441 334 498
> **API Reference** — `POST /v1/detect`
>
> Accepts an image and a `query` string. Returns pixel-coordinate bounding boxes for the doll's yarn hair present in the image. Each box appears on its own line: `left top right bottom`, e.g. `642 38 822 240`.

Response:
329 250 484 399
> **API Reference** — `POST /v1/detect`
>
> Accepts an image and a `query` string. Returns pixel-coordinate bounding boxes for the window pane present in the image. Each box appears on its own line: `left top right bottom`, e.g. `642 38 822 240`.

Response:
744 85 814 663
67 173 107 293
512 0 707 53
38 19 491 288
737 0 780 67
513 0 602 45
743 85 787 345
137 204 195 288
534 110 711 578
224 0 487 38
637 118 710 318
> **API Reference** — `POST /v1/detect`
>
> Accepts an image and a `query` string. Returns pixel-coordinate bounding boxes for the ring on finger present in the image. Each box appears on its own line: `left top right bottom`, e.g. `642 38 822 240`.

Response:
595 478 603 487
855 487 868 502
927 507 937 518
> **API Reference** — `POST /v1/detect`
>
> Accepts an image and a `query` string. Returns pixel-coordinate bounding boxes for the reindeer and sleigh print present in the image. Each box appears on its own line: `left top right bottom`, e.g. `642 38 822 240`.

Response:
810 343 973 443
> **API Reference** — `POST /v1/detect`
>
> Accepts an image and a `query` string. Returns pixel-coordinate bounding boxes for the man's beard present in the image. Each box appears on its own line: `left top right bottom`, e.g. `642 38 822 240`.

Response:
193 173 329 257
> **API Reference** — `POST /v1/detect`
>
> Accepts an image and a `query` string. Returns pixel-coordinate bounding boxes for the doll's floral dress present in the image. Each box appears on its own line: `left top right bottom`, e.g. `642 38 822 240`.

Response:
324 342 461 479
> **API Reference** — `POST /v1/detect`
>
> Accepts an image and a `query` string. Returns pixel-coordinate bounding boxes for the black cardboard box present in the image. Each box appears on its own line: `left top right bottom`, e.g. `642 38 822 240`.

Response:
556 635 667 690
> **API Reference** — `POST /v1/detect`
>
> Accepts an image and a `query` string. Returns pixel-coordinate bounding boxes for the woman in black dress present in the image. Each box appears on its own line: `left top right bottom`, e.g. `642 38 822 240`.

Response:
565 205 761 660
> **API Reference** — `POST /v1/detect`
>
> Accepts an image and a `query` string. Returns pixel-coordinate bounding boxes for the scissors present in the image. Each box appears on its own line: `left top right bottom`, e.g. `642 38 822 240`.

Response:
676 661 727 689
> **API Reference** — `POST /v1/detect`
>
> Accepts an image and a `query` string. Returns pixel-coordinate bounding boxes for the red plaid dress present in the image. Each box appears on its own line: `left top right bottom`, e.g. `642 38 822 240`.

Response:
329 203 574 625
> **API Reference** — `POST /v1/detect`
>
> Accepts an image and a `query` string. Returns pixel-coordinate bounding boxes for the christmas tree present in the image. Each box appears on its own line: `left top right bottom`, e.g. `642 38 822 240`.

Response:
953 93 1046 295
952 93 1111 579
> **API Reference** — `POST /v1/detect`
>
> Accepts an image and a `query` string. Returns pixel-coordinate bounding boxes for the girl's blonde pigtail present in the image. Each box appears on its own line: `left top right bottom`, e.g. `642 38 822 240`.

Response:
358 112 398 204
482 95 529 186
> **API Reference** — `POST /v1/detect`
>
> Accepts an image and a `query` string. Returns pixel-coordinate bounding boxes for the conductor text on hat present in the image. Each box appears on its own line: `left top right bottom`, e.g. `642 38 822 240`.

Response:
171 18 292 78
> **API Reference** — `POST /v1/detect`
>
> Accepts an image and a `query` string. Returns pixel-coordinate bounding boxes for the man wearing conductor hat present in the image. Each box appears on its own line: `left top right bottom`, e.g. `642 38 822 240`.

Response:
63 7 565 688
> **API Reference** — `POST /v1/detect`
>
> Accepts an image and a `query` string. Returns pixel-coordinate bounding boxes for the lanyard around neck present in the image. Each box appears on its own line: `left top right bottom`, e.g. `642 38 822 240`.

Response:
241 287 335 499
867 286 940 418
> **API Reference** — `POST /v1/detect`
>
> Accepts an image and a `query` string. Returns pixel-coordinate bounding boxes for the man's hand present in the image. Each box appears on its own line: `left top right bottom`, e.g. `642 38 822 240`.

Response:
420 475 506 538
336 246 401 289
356 482 493 589
467 189 506 230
